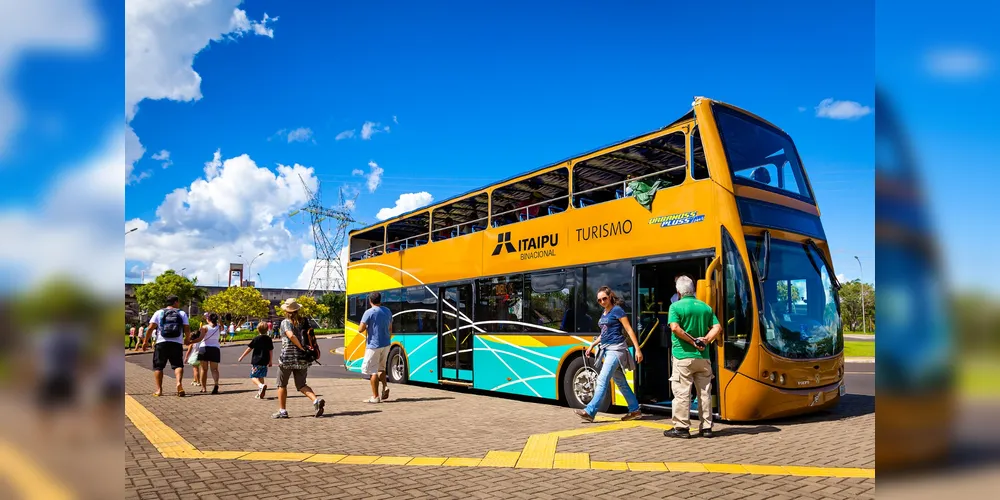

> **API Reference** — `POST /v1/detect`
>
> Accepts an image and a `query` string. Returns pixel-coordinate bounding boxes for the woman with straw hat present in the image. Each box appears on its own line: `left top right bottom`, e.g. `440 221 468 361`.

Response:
272 298 325 418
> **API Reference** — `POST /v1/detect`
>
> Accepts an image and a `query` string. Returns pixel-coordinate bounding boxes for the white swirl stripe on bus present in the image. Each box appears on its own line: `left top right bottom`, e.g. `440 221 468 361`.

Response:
474 336 540 397
490 374 555 392
406 335 437 358
471 346 554 375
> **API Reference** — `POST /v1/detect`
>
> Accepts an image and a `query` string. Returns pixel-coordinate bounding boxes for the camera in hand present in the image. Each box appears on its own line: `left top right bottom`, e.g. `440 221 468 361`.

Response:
694 339 706 349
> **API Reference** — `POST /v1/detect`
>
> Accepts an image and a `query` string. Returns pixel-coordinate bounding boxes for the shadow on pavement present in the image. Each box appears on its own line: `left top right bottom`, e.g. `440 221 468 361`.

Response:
713 425 781 437
320 410 381 418
382 396 455 403
758 394 875 426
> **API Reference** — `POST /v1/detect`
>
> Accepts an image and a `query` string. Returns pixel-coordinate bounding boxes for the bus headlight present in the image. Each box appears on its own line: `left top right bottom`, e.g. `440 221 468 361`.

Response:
779 374 786 385
769 372 776 383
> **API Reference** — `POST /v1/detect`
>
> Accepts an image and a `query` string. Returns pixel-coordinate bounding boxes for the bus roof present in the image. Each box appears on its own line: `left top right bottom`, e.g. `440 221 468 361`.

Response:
349 97 763 234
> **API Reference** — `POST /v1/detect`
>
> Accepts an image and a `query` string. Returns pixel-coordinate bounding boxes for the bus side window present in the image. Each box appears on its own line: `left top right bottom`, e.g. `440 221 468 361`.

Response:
722 229 752 371
691 127 709 180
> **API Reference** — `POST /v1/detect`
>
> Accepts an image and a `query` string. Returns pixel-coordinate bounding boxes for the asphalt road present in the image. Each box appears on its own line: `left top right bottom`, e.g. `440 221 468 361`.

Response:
126 336 356 381
129 337 875 397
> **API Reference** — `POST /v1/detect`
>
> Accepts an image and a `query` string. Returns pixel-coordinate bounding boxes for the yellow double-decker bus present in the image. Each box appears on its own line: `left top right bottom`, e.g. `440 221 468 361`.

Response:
344 97 844 421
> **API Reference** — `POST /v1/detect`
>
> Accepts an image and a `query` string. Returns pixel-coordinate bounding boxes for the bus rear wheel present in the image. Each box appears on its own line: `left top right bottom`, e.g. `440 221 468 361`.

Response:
563 355 610 412
387 346 408 384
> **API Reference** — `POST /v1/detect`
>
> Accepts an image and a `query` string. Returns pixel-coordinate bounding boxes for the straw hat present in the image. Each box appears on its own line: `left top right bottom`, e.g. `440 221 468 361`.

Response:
280 298 302 313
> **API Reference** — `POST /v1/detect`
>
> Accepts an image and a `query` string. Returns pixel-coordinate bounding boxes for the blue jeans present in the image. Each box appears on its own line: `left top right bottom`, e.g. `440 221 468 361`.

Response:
584 350 640 417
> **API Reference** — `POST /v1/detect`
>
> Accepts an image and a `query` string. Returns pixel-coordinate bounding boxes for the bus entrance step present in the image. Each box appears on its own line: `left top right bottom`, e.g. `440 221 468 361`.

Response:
438 379 474 387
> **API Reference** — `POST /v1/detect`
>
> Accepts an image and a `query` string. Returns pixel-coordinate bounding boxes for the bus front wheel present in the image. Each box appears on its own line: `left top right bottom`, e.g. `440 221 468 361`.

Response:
387 346 408 384
563 356 610 412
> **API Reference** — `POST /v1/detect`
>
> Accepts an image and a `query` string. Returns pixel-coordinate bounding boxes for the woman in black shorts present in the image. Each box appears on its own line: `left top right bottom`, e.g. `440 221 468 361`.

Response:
197 313 225 394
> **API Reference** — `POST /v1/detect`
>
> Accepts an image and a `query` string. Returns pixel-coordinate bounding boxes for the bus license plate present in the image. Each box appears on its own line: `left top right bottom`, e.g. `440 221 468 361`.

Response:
839 383 846 396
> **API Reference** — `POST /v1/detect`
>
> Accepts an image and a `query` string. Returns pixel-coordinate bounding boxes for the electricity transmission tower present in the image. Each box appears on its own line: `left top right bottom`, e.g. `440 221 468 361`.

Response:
289 176 360 293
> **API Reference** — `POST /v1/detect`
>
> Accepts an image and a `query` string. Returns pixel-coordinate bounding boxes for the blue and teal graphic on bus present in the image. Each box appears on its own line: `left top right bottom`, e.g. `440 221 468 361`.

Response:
649 211 705 228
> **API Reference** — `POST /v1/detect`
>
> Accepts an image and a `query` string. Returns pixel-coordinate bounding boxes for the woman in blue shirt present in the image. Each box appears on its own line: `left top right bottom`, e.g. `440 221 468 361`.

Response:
575 286 644 422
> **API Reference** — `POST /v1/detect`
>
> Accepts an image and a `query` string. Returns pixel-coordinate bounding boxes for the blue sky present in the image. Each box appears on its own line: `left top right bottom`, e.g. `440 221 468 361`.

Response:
120 1 875 289
5 1 884 293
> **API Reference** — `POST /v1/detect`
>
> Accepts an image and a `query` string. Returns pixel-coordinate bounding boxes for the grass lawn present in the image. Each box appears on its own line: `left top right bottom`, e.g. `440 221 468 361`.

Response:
845 330 875 336
844 340 875 358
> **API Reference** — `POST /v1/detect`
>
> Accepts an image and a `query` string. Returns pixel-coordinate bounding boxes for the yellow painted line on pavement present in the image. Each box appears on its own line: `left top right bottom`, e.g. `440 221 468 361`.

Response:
477 450 520 468
515 433 557 469
125 394 876 478
0 440 76 500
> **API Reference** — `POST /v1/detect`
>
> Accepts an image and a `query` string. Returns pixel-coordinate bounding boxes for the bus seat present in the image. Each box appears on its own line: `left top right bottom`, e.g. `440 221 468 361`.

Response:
491 219 500 228
615 189 623 199
518 212 528 222
547 205 564 215
415 239 427 246
472 225 485 232
450 229 458 238
576 197 594 208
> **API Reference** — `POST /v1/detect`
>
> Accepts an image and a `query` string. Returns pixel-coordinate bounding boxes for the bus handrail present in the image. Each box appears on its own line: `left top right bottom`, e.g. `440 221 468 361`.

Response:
572 164 686 200
491 193 571 224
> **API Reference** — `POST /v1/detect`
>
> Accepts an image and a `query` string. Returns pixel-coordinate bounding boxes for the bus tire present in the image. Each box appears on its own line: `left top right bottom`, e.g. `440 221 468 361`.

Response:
387 346 408 384
563 355 609 412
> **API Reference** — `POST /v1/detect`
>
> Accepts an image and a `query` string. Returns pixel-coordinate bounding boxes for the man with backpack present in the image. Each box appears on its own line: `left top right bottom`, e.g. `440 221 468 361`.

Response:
141 295 192 397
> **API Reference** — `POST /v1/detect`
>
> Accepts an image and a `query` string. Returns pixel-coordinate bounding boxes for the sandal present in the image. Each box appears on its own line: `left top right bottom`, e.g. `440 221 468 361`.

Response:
152 392 161 397
381 388 390 401
177 390 186 397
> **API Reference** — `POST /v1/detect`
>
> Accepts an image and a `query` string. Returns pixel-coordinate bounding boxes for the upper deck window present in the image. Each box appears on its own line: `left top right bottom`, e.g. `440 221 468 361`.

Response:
491 168 569 228
349 227 385 262
572 131 686 208
386 212 430 253
713 104 814 203
432 193 489 241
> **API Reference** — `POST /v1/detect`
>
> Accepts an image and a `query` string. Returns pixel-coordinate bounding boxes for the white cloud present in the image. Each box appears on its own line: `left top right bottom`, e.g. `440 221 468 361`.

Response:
366 160 384 193
151 149 172 168
285 127 314 143
814 98 872 120
361 121 382 140
335 129 355 141
124 0 277 171
0 0 100 158
351 168 364 176
293 246 349 291
125 149 319 290
376 192 433 221
344 199 356 211
392 115 398 124
926 48 990 80
0 124 124 296
126 123 147 183
836 273 846 283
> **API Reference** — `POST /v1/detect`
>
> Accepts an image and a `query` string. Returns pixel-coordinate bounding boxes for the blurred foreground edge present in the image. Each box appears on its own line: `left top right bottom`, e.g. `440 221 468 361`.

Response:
875 89 956 471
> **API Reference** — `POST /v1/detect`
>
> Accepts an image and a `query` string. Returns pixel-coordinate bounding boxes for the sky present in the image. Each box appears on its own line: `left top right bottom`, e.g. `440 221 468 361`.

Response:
11 1 993 295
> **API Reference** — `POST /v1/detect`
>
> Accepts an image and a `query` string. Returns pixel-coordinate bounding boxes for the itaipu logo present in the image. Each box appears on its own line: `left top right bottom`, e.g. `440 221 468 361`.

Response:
649 211 705 228
492 231 558 260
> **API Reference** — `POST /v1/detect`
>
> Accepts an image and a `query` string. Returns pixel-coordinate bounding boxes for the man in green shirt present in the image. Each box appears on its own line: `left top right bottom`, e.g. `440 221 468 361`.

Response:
664 276 722 438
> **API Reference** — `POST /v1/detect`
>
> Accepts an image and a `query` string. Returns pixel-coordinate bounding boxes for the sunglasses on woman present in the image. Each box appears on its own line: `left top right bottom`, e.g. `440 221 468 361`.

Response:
597 296 608 304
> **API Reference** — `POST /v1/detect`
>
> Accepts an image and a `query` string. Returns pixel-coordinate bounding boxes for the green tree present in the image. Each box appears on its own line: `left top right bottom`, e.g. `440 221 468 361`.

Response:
776 281 803 304
201 286 270 327
838 280 875 333
318 292 345 327
135 270 198 320
296 295 329 321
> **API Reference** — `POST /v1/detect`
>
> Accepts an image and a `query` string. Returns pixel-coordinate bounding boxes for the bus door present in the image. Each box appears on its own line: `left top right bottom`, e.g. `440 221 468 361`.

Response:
438 284 474 383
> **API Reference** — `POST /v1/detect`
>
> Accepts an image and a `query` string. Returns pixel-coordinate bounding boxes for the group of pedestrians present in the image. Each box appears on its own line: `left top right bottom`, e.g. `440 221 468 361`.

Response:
575 276 721 438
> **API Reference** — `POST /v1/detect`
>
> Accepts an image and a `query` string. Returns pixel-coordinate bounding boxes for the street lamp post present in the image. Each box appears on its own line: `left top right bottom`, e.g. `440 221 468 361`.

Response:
239 252 264 285
854 256 866 335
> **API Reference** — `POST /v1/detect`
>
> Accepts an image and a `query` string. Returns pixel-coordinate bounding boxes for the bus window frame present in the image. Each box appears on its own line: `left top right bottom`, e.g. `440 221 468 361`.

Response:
710 103 817 205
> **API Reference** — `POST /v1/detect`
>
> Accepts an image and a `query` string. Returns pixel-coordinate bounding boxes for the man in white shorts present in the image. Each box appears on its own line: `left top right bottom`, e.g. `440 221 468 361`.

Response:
358 291 393 403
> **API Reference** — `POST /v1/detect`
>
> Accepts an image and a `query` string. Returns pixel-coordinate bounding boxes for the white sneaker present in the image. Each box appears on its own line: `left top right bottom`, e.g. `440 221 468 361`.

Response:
363 396 381 404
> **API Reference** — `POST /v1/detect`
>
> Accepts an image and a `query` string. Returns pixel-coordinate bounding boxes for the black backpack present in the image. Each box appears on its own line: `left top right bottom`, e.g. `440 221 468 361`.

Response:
160 308 183 339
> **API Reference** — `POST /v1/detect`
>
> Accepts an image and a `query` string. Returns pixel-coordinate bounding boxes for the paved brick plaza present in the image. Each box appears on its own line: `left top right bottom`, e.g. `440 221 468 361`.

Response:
124 362 874 499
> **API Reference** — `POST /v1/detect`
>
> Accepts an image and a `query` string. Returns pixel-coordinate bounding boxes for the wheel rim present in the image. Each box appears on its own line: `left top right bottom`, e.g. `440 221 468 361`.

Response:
390 352 405 381
572 366 598 404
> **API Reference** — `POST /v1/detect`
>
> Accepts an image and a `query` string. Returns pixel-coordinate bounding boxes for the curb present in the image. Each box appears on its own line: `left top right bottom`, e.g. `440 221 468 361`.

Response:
845 357 875 363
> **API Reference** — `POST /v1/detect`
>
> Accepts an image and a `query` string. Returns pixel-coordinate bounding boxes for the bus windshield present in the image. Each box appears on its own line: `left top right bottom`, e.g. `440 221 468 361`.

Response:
714 104 813 202
748 237 843 359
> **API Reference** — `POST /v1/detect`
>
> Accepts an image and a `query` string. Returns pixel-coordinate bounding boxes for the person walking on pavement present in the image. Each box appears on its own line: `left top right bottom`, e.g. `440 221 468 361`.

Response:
238 323 274 399
227 321 236 344
574 286 644 422
197 313 224 394
272 298 325 419
358 291 393 403
127 326 137 349
185 317 204 388
141 295 191 397
663 275 722 439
